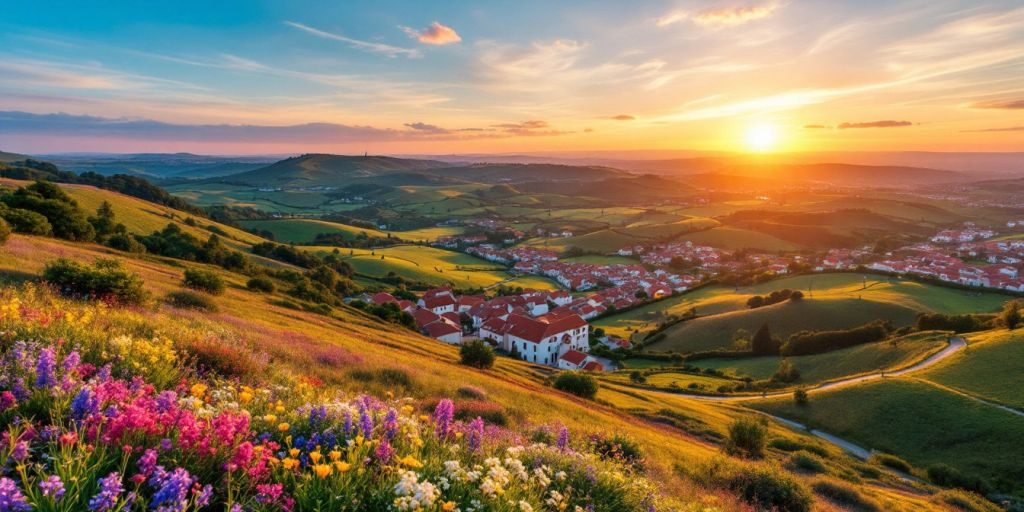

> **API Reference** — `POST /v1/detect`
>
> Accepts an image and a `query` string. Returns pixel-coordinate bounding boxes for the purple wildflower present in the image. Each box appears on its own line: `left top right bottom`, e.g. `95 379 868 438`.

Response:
39 475 65 500
155 391 177 413
0 477 31 511
10 441 28 461
556 426 569 451
88 472 123 511
308 405 327 428
359 410 373 438
255 483 283 504
137 449 158 477
382 408 398 440
343 410 353 436
433 399 454 439
61 350 81 373
374 438 394 465
10 379 27 401
195 485 213 507
148 466 196 511
96 364 111 382
35 347 56 388
70 387 99 421
467 416 485 452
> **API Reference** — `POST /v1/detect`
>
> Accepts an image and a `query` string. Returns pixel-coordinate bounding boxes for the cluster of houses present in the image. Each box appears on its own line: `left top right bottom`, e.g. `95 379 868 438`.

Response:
366 287 606 371
865 238 1024 292
618 241 724 268
930 226 996 244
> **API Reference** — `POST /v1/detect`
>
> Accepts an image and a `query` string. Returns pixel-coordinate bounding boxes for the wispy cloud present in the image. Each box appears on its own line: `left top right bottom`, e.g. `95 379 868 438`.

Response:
803 124 828 129
969 99 1024 110
965 126 1024 132
285 21 421 58
401 22 461 45
838 120 913 129
658 1 783 27
610 114 635 121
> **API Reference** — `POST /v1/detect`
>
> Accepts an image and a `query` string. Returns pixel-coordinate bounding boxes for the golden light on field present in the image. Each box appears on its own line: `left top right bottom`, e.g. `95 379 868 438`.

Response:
744 123 780 152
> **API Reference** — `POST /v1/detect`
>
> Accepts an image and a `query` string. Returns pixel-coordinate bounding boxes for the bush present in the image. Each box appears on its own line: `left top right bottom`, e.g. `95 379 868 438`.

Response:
690 457 812 512
456 386 487 400
1 207 52 235
781 320 891 356
916 312 993 334
165 290 219 312
933 489 1002 512
812 479 880 512
794 388 809 405
106 232 146 253
1001 300 1020 330
1 181 94 241
42 258 148 305
0 217 9 245
183 268 226 295
751 323 781 356
629 370 647 384
772 359 800 383
589 433 643 469
787 451 826 474
871 453 912 473
769 437 829 457
459 339 496 369
246 276 275 293
724 417 768 458
553 372 598 399
927 463 992 495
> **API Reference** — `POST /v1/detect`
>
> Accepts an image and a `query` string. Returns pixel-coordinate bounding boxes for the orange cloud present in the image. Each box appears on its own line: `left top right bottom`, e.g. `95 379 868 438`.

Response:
402 22 461 45
970 99 1024 110
660 2 782 27
610 114 635 121
838 120 912 129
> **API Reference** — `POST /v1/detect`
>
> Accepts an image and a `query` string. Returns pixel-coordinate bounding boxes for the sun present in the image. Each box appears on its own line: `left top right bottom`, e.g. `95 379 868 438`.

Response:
744 123 780 152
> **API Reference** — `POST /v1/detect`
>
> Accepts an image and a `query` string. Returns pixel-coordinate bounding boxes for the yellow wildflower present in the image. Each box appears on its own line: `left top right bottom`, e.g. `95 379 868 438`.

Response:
334 461 351 472
399 456 423 469
309 452 322 464
264 414 277 423
329 450 342 461
443 502 457 511
289 448 300 458
239 391 253 403
278 422 290 432
313 464 332 479
190 383 207 398
401 405 414 415
282 458 299 470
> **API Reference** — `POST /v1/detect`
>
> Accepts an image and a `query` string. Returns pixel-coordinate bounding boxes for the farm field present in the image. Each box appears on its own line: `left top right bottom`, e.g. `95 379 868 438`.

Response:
524 216 720 254
301 244 514 288
603 369 738 393
646 297 920 352
240 219 389 242
167 182 366 214
692 331 948 383
677 226 801 251
751 378 1024 496
919 329 1024 409
498 274 562 291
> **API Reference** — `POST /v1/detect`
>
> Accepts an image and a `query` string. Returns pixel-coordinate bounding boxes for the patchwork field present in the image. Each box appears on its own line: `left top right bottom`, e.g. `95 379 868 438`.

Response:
676 226 801 251
525 216 720 254
301 244 515 288
751 377 1024 496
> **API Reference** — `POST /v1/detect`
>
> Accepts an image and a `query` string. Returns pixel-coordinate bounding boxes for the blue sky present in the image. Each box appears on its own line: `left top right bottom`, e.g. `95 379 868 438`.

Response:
1 0 1022 154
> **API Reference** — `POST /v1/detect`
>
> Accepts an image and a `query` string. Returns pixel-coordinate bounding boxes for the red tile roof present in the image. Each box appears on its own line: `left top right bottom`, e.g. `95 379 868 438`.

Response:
559 350 588 365
425 321 461 338
371 292 397 305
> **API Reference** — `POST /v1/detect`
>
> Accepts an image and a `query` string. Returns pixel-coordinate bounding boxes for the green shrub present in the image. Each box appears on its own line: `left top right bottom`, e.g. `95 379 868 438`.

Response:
689 457 812 512
0 217 9 245
772 359 800 383
724 417 768 458
871 453 912 473
459 339 496 369
927 463 992 495
1 207 52 235
794 388 809 405
787 451 826 474
450 399 507 426
933 489 1001 512
590 433 644 469
456 385 487 400
106 232 146 253
782 320 891 356
769 437 829 457
183 268 226 295
811 479 880 512
246 276 275 293
42 258 148 305
553 372 598 399
165 290 219 312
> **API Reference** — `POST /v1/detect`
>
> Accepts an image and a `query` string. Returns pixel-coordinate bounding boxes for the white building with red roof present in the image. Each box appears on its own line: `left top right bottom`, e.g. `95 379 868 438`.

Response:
494 313 589 366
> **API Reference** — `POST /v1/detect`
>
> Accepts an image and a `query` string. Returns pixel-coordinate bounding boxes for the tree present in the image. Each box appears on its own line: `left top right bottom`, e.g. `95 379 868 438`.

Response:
0 218 9 246
789 290 804 301
794 388 809 405
1002 300 1021 330
553 372 598 399
629 371 646 384
746 295 765 309
723 417 768 458
89 201 118 239
183 268 226 295
751 323 780 356
771 359 800 383
459 339 496 369
246 276 275 293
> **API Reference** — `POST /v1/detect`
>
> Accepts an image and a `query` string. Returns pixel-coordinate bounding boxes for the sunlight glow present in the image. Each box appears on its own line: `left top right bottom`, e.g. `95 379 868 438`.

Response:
744 124 780 152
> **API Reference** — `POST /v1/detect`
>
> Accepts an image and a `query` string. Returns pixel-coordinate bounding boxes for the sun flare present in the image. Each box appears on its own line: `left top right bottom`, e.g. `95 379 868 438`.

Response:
744 124 780 152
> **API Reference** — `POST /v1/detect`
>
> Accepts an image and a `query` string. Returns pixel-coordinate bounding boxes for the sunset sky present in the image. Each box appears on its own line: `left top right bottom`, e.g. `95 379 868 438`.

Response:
1 0 1022 155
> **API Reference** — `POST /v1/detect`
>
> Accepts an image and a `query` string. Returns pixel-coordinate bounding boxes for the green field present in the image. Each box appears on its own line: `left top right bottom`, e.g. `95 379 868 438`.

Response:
692 331 948 383
240 219 389 243
525 217 720 254
920 329 1024 409
167 183 366 214
604 370 737 393
677 226 800 251
302 244 515 288
498 274 562 291
647 297 920 352
751 378 1024 496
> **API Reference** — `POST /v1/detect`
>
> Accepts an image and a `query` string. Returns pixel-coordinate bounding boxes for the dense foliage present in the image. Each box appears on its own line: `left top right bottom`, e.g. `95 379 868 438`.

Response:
781 320 891 356
916 312 994 334
182 268 227 295
0 180 95 241
41 258 148 305
746 288 801 309
459 340 496 369
552 372 598 399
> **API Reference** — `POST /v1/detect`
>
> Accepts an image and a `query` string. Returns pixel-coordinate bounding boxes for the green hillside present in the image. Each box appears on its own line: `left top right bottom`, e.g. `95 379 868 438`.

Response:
920 329 1024 409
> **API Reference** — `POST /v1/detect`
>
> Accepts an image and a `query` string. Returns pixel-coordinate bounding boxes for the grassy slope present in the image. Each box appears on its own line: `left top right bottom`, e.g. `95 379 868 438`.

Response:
648 297 920 352
751 378 1024 496
920 329 1024 409
677 226 801 251
526 217 720 254
240 219 467 244
302 244 515 289
693 331 948 383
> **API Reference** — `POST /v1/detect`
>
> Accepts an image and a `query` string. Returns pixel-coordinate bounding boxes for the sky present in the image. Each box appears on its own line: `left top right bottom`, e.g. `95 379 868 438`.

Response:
0 0 1022 155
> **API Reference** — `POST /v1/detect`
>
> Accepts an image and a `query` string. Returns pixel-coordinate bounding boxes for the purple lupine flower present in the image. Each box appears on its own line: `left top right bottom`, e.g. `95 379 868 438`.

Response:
230 503 244 512
433 399 454 439
308 405 327 428
11 441 28 462
39 475 65 500
61 350 81 373
88 472 123 511
155 391 177 413
556 426 569 451
10 379 27 401
148 467 196 510
374 438 394 465
382 408 398 440
343 410 353 436
70 387 99 421
35 347 56 388
0 477 31 511
96 364 111 382
160 439 173 452
359 410 373 438
137 449 158 477
467 417 485 452
0 392 15 412
195 484 213 507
